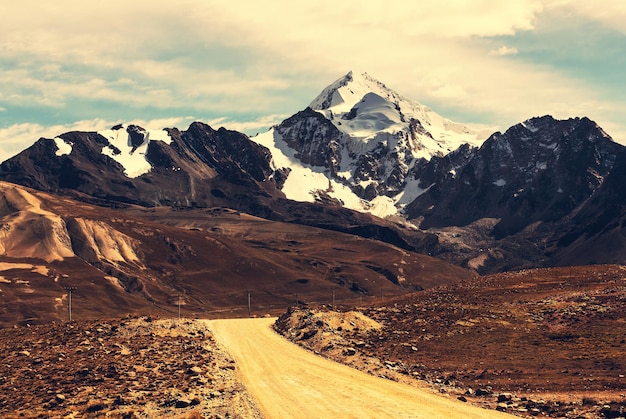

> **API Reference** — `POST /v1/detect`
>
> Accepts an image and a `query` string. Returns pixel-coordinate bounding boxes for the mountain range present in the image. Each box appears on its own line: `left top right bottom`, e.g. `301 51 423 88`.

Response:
0 70 625 324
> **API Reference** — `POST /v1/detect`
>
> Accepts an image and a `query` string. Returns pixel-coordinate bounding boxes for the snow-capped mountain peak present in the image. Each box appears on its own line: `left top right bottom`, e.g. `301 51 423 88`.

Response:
254 71 493 219
309 71 488 157
310 71 400 114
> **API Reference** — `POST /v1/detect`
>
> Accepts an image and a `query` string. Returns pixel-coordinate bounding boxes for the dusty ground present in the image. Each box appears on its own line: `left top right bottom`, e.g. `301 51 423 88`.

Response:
275 265 626 418
0 316 260 418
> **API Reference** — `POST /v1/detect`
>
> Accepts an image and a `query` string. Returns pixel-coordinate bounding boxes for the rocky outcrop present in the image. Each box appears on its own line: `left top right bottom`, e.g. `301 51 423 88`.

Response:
275 107 344 172
0 183 74 262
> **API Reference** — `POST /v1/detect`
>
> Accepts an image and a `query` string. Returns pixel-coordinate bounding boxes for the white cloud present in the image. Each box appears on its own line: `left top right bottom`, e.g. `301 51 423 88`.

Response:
489 46 519 56
208 114 290 136
1 0 626 149
207 1 543 39
0 1 547 114
544 0 626 33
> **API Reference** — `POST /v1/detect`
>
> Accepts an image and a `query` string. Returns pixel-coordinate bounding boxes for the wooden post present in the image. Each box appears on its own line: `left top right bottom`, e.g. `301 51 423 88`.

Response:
64 287 77 321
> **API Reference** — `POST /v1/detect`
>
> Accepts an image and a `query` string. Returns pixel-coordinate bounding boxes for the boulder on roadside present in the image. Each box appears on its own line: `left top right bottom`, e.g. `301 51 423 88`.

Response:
475 388 493 397
344 347 357 356
497 393 513 402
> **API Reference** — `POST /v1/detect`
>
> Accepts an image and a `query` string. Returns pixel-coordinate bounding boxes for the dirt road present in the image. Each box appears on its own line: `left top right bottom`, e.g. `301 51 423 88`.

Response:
208 318 513 419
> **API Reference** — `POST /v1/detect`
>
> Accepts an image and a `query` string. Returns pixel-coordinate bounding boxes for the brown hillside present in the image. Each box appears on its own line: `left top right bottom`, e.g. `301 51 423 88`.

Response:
0 181 473 326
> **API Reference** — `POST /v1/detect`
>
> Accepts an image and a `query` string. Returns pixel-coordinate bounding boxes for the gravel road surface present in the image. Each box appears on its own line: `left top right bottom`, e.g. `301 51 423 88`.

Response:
208 317 513 419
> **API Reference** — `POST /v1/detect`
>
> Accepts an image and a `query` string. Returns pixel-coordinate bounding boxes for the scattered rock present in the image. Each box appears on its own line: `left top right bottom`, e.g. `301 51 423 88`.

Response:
600 404 626 419
187 366 203 376
175 398 191 408
86 402 106 413
344 347 357 356
495 403 508 412
0 318 261 418
475 388 493 397
497 393 512 403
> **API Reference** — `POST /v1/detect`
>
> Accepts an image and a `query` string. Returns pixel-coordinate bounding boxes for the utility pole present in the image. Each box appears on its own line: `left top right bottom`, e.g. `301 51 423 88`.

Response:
64 287 77 322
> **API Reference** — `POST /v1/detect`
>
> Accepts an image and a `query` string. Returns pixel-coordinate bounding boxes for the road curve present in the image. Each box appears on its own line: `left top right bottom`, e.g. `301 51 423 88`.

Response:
208 317 513 419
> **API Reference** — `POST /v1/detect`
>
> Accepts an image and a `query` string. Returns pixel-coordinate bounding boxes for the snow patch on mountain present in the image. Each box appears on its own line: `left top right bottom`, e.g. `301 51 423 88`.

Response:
254 129 397 214
366 195 399 218
394 177 433 206
98 125 172 178
52 137 72 156
521 120 540 133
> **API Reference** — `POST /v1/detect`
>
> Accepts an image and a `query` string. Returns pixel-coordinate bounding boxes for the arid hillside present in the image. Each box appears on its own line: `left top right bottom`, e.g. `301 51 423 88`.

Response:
275 264 626 418
0 181 473 326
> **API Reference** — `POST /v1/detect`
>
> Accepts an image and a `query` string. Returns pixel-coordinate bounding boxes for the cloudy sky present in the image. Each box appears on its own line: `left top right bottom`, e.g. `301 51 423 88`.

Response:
1 1 625 161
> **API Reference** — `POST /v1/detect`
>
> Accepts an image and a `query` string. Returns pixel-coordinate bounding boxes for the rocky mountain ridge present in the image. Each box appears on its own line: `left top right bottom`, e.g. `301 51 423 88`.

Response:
0 123 284 214
407 115 621 234
1 72 626 274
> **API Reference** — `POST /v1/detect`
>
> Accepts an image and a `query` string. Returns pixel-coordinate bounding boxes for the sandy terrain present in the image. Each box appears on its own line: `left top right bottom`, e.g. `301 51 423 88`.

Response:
208 317 513 418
